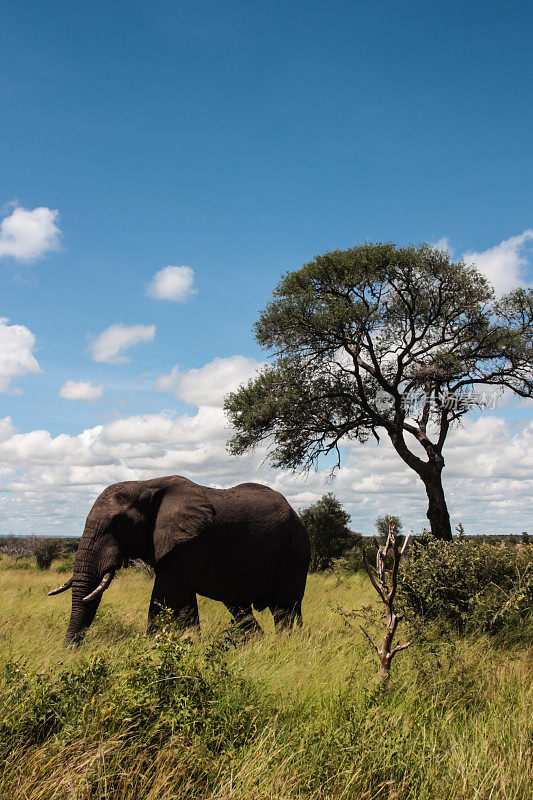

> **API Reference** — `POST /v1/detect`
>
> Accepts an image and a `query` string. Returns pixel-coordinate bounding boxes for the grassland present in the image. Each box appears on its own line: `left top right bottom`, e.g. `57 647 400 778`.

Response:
0 558 531 799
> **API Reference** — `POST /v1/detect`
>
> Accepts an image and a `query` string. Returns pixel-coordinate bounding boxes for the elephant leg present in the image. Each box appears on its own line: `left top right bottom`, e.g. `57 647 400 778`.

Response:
225 603 262 635
270 600 303 632
147 574 200 633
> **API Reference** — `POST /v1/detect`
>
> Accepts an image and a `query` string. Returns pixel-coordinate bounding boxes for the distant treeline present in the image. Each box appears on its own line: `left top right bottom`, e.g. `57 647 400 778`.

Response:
0 535 79 557
0 529 530 574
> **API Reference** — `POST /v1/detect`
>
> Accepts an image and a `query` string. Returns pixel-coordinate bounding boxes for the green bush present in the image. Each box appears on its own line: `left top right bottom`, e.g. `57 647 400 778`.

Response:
0 622 260 763
300 494 356 572
60 538 80 555
32 538 63 570
54 553 76 573
0 571 531 800
398 538 533 636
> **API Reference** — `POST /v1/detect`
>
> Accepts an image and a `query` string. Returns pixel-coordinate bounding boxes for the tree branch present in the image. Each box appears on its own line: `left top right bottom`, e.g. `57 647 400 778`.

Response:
361 518 413 678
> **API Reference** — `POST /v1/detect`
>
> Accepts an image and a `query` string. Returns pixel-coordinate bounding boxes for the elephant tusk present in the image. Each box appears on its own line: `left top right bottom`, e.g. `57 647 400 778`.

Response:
48 577 74 596
82 571 115 603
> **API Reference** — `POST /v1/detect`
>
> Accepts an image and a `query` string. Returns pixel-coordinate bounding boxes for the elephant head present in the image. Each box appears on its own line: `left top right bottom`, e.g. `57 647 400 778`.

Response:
48 476 214 645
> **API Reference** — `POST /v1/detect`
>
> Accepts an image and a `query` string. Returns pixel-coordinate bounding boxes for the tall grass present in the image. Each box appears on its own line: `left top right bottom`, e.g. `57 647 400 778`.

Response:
0 559 531 799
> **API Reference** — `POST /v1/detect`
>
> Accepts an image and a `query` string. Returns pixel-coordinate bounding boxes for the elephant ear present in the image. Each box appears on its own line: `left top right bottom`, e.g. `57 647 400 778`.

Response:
152 477 215 565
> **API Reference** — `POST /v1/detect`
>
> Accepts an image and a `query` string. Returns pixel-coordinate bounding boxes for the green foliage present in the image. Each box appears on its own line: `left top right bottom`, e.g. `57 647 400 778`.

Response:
398 539 533 636
60 538 80 555
0 568 532 799
0 623 260 765
300 494 355 572
225 243 533 461
335 532 365 573
54 553 76 573
225 243 533 541
32 538 63 570
0 657 110 749
375 514 403 539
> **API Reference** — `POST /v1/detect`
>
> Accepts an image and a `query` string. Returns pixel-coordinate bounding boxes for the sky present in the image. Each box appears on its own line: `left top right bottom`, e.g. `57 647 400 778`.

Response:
1 0 532 536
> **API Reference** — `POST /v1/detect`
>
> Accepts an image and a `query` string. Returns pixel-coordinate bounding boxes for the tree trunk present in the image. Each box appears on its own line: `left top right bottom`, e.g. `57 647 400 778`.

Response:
422 469 452 541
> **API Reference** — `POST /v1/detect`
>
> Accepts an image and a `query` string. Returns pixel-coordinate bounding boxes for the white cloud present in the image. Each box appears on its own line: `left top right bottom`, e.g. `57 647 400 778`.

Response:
463 229 533 295
0 206 61 262
90 323 155 364
156 355 264 406
0 399 531 536
59 380 104 403
431 237 453 256
0 416 15 442
0 318 42 392
0 351 531 535
103 407 227 446
147 265 196 302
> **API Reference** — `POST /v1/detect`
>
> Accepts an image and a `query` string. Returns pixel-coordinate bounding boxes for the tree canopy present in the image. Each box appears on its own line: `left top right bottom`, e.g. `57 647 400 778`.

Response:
225 243 533 540
375 515 403 540
299 494 354 572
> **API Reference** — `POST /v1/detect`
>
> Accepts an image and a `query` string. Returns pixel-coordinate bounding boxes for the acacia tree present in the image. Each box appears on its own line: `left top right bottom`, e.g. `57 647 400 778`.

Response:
224 243 533 540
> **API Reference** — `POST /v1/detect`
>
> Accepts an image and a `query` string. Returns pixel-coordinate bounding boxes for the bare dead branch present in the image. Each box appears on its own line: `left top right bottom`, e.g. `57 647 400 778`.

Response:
359 625 379 653
391 641 412 656
401 527 412 556
360 515 413 678
363 547 387 601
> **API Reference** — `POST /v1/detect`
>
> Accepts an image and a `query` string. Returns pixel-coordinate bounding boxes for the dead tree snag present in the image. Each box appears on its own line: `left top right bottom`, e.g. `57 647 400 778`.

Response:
361 517 412 679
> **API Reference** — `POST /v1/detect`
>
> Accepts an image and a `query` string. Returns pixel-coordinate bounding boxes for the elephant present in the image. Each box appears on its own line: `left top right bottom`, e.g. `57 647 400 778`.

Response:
49 475 311 645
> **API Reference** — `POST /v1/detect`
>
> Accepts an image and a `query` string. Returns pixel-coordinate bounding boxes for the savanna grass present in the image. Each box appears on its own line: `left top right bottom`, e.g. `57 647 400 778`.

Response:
0 560 531 799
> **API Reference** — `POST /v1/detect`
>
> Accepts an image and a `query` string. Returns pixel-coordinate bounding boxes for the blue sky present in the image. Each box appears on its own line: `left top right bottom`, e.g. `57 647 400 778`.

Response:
1 1 532 535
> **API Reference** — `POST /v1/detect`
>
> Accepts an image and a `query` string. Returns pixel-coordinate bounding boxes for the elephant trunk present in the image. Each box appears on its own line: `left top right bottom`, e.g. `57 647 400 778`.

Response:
63 514 121 646
64 575 103 646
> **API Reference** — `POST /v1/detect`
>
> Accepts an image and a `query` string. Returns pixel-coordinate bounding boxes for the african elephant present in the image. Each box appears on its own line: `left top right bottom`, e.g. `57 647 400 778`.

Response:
49 475 311 645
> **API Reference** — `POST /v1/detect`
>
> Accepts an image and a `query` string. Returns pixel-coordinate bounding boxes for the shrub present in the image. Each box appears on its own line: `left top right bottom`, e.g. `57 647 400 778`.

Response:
58 537 79 555
398 538 533 636
32 538 63 570
54 553 76 573
0 623 260 762
375 514 402 539
0 535 36 559
300 494 355 572
336 532 365 572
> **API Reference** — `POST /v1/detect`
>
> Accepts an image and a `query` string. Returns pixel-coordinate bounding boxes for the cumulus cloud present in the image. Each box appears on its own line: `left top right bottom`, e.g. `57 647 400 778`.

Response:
0 400 531 536
156 355 264 406
0 348 531 536
59 380 104 403
431 237 453 256
0 416 15 441
103 407 227 446
463 229 533 295
0 318 42 392
147 265 196 302
90 323 155 364
0 205 61 262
